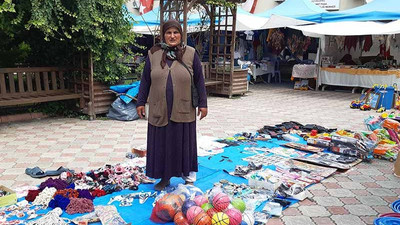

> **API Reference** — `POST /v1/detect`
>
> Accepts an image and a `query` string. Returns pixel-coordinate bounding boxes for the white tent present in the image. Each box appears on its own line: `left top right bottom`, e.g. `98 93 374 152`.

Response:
291 20 400 37
223 9 314 31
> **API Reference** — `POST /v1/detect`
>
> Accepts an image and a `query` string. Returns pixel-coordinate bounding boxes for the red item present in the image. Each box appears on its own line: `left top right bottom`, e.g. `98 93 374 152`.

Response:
25 190 40 202
310 130 318 136
90 189 106 197
139 0 153 14
380 44 391 58
363 35 373 52
344 36 358 52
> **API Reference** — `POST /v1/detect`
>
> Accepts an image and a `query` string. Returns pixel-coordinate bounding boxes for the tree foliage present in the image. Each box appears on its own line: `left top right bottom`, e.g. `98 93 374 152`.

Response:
0 0 142 84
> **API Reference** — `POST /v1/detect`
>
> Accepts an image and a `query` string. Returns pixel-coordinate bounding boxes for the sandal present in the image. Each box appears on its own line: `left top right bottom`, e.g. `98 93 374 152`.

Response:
25 166 46 178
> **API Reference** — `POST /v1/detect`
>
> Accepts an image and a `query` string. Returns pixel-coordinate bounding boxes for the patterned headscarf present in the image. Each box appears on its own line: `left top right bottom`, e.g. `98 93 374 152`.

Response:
150 19 186 68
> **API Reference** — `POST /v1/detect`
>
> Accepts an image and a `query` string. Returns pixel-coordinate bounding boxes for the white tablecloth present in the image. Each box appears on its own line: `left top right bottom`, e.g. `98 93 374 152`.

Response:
320 70 400 88
292 64 317 79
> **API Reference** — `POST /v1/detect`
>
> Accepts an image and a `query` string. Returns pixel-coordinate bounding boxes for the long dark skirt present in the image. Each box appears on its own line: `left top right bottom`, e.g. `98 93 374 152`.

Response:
145 73 198 179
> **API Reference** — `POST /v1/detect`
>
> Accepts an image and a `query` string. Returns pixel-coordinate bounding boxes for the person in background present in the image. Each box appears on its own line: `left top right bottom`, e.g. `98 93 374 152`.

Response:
136 19 208 191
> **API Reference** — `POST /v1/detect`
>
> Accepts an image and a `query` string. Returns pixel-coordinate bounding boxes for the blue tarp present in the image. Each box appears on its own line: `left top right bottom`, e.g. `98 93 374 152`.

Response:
109 81 141 104
8 137 311 225
255 0 326 21
128 7 204 28
303 0 400 23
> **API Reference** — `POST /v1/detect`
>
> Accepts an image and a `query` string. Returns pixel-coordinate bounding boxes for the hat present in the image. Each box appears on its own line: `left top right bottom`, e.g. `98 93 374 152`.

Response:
162 19 183 39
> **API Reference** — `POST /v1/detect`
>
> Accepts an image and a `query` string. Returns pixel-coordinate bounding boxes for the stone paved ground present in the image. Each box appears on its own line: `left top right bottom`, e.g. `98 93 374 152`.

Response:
1 83 399 225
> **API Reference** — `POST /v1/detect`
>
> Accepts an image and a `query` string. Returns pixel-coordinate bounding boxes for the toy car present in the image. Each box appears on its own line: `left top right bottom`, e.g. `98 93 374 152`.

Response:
373 146 397 162
360 104 371 111
350 100 363 109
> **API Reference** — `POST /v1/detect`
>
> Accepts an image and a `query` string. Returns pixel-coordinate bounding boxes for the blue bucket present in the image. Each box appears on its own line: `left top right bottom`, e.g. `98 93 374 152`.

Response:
374 86 395 110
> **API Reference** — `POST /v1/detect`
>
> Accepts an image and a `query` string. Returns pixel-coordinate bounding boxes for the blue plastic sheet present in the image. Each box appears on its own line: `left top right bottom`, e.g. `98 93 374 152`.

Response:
11 136 316 225
110 81 141 104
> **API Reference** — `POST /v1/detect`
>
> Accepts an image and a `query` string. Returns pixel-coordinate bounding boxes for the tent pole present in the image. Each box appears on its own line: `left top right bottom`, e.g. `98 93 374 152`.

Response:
316 37 322 91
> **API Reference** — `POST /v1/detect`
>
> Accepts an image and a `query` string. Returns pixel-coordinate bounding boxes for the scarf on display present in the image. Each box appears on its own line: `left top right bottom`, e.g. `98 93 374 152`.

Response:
151 42 186 69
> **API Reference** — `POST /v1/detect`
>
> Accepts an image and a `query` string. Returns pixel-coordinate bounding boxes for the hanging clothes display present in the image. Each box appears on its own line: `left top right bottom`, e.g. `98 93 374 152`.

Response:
363 35 373 52
344 36 358 52
267 29 285 55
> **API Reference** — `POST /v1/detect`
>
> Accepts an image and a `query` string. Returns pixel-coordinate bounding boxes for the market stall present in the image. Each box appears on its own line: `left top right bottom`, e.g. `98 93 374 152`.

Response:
290 0 400 90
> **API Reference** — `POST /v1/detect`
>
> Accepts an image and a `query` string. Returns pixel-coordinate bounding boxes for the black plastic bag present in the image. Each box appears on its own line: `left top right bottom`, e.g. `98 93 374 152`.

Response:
107 98 139 121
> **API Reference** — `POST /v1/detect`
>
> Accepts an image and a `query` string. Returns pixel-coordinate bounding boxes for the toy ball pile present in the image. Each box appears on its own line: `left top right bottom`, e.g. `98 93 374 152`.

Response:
151 192 249 225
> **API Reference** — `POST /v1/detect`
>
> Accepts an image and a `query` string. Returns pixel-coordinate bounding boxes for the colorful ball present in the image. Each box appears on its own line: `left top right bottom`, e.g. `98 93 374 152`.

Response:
194 195 209 206
193 212 212 225
240 211 255 225
182 200 197 215
174 211 190 225
212 193 230 212
206 207 218 218
186 206 203 224
211 212 230 225
231 198 246 213
225 208 242 225
155 194 183 222
202 203 213 212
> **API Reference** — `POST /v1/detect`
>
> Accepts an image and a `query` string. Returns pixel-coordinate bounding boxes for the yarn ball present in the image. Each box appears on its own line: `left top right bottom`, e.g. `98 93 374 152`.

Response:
174 211 190 225
202 203 213 212
212 193 230 212
25 190 41 202
65 198 94 215
48 194 70 210
240 211 255 225
78 189 94 200
211 212 230 225
182 200 197 215
153 194 183 222
39 178 69 190
231 198 246 213
186 206 204 224
194 195 209 207
193 212 212 225
206 207 218 218
91 189 106 197
225 208 242 225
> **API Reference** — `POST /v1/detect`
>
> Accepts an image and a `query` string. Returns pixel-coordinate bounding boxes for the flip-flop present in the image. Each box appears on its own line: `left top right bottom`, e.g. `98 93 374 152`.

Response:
25 166 46 178
45 166 75 176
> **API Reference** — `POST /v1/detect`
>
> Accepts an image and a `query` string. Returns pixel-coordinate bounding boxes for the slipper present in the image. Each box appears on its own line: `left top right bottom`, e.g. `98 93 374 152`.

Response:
25 166 46 178
45 166 75 176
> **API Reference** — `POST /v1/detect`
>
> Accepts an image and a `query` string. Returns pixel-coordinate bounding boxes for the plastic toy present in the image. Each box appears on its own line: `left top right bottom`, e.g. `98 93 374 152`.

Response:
364 116 383 131
224 208 242 225
373 146 397 162
212 193 230 212
193 212 212 225
360 104 371 111
377 107 386 113
350 100 363 109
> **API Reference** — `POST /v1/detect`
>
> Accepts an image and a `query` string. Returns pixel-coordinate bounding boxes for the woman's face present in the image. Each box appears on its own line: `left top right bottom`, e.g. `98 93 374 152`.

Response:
164 27 181 47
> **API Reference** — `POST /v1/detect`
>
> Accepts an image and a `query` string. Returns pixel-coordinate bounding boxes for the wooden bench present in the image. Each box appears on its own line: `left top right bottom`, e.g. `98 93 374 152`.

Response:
0 67 81 107
201 62 223 86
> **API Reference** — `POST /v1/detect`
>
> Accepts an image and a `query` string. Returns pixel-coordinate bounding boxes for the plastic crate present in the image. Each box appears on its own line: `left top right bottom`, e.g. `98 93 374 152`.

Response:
0 186 17 207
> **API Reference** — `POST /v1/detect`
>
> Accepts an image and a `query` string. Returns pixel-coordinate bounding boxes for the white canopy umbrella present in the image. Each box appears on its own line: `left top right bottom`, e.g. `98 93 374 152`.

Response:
222 10 314 31
290 21 392 37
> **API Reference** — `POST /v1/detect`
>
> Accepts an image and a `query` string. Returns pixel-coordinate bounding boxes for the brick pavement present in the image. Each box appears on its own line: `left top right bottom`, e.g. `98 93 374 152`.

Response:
0 83 399 225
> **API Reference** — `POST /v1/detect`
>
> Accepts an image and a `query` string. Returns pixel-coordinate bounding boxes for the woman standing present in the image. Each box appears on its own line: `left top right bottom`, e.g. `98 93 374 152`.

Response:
136 20 208 191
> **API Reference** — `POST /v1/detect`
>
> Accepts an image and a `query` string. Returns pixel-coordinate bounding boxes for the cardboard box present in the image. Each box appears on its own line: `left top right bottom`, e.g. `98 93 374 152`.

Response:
0 185 17 207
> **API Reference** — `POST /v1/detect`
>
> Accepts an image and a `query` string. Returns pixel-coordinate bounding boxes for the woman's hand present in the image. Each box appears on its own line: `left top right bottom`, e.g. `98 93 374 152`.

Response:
137 106 145 119
197 108 208 120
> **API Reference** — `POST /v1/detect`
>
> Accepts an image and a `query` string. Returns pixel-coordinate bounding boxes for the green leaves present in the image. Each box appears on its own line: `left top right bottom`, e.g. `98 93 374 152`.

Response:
0 0 15 13
24 0 140 84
